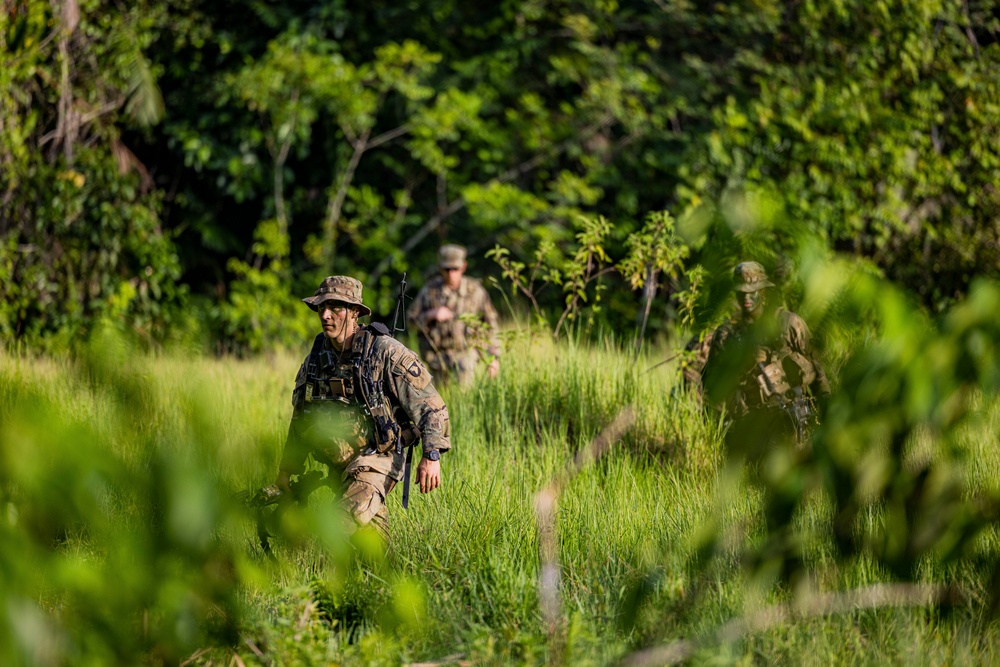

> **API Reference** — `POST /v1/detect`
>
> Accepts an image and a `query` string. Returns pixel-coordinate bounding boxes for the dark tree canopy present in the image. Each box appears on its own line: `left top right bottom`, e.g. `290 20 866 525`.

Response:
2 0 999 350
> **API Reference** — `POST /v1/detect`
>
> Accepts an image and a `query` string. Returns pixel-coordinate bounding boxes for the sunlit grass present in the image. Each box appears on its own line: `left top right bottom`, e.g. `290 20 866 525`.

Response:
2 326 1000 665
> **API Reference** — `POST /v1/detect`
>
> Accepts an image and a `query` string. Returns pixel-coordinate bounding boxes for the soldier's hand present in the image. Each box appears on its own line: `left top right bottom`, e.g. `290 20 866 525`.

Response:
416 458 441 493
433 306 454 322
487 358 500 378
276 470 292 494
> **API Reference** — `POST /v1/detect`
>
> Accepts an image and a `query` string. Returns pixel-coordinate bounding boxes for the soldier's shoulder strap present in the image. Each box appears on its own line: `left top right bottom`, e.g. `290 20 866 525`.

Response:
367 321 391 337
353 323 391 361
306 331 326 362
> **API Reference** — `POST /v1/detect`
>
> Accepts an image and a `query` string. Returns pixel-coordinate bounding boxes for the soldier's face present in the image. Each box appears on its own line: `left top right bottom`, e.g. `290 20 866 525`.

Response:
738 288 765 321
440 262 466 289
318 301 357 347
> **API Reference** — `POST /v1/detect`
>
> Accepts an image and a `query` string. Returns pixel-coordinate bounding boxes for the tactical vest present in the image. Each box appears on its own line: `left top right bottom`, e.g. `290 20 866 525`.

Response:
724 315 820 445
422 281 469 353
294 325 408 456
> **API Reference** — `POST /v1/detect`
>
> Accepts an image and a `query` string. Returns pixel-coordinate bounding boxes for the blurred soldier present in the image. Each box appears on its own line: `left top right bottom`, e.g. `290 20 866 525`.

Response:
274 276 450 543
702 261 830 448
407 244 502 386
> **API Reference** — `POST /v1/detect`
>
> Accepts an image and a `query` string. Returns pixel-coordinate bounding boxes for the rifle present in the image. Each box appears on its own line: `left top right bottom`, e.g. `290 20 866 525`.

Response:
391 272 408 336
389 273 419 510
755 361 816 446
353 272 419 510
237 469 331 553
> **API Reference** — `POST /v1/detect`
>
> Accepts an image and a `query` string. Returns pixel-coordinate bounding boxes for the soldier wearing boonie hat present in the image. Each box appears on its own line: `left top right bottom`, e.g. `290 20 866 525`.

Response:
732 261 775 293
702 260 830 445
408 244 502 386
271 275 451 544
678 263 773 400
302 275 373 316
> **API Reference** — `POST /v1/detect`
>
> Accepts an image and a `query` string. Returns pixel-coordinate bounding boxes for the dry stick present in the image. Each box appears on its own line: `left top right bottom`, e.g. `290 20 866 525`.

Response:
179 648 211 666
635 264 658 354
643 352 679 375
617 583 959 667
534 407 637 651
242 637 266 660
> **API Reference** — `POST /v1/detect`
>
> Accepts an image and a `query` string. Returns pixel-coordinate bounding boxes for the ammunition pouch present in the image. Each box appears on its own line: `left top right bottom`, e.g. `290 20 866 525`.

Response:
299 375 356 404
296 327 414 458
755 360 791 401
355 328 408 455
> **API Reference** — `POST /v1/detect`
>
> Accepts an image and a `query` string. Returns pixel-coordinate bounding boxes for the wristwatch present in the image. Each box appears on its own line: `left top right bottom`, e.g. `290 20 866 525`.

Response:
423 449 441 461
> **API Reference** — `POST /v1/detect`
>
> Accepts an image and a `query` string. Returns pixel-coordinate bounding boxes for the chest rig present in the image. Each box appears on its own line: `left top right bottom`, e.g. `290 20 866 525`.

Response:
298 325 404 454
425 280 468 353
719 318 787 413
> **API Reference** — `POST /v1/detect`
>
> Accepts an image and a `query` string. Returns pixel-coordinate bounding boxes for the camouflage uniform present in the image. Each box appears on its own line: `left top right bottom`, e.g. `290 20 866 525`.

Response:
407 245 501 386
279 277 450 541
702 262 830 445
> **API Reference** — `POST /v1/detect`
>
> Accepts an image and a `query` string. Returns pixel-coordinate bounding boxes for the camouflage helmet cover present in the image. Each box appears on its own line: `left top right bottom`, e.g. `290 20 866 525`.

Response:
732 261 775 293
302 276 373 316
438 244 467 269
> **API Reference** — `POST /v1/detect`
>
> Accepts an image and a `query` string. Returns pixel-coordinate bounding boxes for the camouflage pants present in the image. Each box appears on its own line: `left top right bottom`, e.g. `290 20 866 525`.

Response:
340 470 395 542
340 449 404 543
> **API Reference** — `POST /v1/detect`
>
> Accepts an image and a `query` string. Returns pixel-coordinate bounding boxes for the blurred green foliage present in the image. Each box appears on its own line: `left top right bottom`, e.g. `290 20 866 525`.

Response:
617 209 1000 654
0 327 359 665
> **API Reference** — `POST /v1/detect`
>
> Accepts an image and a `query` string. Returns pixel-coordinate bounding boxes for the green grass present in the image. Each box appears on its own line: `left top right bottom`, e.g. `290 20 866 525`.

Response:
2 330 1000 665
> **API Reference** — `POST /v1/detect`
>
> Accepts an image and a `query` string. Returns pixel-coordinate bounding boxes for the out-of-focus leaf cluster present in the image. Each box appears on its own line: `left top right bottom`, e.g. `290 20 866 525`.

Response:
621 204 1000 636
0 328 355 664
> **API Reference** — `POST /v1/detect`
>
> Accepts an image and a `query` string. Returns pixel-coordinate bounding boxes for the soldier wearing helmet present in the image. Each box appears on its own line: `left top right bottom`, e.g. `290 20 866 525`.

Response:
273 276 451 543
407 244 502 386
702 261 829 446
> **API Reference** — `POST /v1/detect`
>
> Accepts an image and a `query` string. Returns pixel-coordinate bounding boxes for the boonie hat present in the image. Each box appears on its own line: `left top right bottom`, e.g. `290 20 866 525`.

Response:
302 276 372 316
732 261 775 293
438 244 467 270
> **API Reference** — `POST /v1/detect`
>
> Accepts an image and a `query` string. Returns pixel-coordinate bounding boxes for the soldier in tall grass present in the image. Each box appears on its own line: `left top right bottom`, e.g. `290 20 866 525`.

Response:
702 261 829 449
407 244 502 386
274 276 451 542
702 261 830 576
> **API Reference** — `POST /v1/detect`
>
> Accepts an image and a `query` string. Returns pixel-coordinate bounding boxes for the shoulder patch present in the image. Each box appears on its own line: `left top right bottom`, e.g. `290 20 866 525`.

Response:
390 346 432 390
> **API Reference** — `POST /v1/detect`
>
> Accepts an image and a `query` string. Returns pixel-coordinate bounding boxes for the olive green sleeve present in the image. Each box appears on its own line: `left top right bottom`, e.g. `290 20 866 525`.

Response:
701 323 733 407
